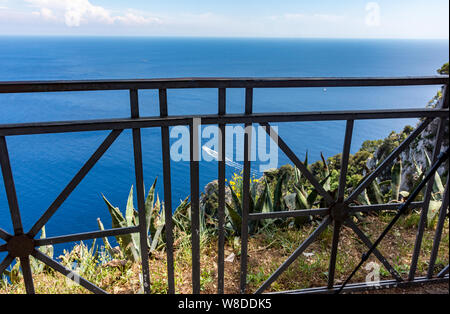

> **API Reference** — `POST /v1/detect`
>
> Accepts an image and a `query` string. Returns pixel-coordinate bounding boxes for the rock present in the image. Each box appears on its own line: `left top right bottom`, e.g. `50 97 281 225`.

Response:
103 259 127 268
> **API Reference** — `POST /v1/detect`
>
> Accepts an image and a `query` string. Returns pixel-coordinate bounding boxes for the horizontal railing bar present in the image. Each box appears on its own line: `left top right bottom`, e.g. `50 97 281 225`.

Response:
0 108 447 136
33 226 140 246
266 275 449 295
349 202 424 213
249 202 425 220
0 76 447 93
437 265 449 278
249 208 329 220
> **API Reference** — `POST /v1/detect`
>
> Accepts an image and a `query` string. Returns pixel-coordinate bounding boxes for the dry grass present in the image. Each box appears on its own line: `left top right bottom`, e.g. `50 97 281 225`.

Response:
0 212 448 294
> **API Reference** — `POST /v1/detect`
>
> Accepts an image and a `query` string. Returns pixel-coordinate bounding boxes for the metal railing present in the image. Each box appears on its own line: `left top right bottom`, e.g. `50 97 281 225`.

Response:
0 76 449 294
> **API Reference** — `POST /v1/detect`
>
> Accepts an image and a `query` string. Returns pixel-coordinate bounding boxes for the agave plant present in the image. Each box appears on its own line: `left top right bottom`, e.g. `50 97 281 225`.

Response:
287 152 335 227
99 177 192 261
225 170 280 236
414 151 446 227
98 178 158 262
356 151 446 227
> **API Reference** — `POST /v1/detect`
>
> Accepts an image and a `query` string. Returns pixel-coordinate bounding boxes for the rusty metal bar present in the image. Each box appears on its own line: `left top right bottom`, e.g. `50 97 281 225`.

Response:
427 176 450 278
190 120 201 294
348 202 424 214
1 108 447 137
159 88 175 294
327 120 354 289
427 175 449 278
34 226 140 246
437 265 449 278
0 228 12 241
240 88 253 294
268 275 448 295
20 256 35 294
0 136 24 235
130 89 151 294
217 87 226 294
0 76 447 94
249 208 329 220
327 220 342 289
0 254 14 276
337 120 354 200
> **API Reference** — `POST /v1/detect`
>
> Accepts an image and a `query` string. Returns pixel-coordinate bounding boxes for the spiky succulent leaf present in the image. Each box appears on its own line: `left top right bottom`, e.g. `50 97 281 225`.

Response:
391 159 402 201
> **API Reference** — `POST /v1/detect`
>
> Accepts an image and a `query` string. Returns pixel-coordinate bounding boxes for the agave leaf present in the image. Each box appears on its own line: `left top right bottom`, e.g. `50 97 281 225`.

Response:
125 186 134 226
391 159 402 201
367 179 384 204
413 157 423 176
424 151 444 196
254 184 268 212
145 178 158 234
357 189 371 206
294 186 309 209
273 172 287 211
321 152 331 191
96 218 117 257
294 166 302 185
39 226 54 259
427 200 442 228
102 194 127 229
306 173 331 206
150 204 165 252
228 182 243 216
225 203 242 235
264 178 274 213
102 194 139 261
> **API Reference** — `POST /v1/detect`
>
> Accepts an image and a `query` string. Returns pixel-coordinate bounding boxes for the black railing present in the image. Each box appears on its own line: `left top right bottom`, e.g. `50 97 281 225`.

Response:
0 76 448 294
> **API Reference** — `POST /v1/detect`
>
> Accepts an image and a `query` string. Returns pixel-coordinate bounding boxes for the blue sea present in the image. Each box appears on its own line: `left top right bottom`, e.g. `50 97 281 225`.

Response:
0 37 448 254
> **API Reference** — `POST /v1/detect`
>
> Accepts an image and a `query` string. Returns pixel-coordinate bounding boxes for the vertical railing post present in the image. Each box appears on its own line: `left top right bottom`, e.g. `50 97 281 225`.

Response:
159 89 176 294
409 85 448 281
240 88 253 294
0 136 35 294
190 118 201 294
328 120 354 289
129 89 151 294
427 174 449 278
217 88 226 294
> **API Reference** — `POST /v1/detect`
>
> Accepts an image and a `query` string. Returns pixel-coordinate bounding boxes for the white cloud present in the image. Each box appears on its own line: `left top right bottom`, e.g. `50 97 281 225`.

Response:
274 13 345 22
25 0 160 27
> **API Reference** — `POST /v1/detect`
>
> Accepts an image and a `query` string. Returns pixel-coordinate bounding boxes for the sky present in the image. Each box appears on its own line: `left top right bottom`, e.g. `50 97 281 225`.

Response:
0 0 448 38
